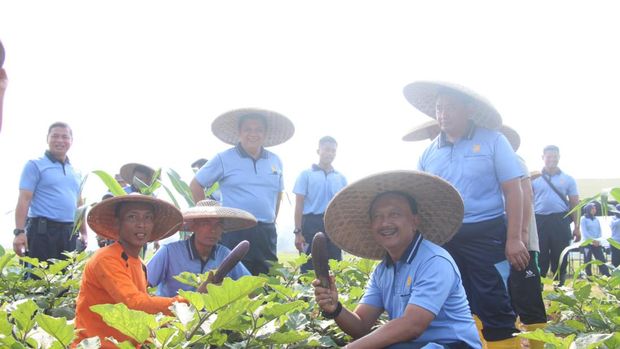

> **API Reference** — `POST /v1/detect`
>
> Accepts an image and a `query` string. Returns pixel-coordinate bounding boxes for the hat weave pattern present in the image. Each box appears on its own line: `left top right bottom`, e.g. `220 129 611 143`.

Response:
183 199 257 232
211 108 295 147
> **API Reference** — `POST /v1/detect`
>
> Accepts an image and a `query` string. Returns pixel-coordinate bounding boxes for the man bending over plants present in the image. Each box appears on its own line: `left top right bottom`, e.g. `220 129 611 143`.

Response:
313 171 481 349
73 194 186 348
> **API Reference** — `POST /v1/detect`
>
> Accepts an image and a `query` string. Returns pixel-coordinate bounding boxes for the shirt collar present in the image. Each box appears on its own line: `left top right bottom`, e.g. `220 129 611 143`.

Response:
44 150 70 164
384 231 423 267
235 143 268 159
186 234 217 261
437 122 476 148
312 164 336 173
542 168 563 176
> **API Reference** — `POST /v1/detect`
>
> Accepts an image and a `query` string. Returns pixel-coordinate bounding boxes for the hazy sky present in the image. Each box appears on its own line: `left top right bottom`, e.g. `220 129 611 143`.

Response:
1 1 619 251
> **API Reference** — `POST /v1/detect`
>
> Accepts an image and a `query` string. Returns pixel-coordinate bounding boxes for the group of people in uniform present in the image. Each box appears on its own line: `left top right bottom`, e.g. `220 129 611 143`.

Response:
10 79 619 348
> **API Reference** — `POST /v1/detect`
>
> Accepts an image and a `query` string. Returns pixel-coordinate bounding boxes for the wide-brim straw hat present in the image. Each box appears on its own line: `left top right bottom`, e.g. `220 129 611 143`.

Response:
529 171 542 181
0 39 5 68
500 125 520 151
403 81 502 130
120 163 156 184
211 108 295 147
183 199 257 232
402 120 441 142
324 170 464 260
88 194 183 242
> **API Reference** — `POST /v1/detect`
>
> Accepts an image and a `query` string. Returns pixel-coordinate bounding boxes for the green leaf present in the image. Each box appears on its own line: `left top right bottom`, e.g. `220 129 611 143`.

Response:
205 182 220 198
609 238 620 250
564 319 587 332
284 311 309 331
170 302 197 328
48 259 71 276
609 187 620 203
154 327 180 347
547 293 578 307
573 333 614 349
202 276 267 312
75 336 101 349
260 300 305 320
574 283 592 301
178 290 205 312
166 168 195 207
268 283 297 299
264 330 311 344
34 313 75 346
0 251 14 273
90 303 159 343
91 170 126 196
210 297 251 332
160 183 181 209
518 329 567 346
12 299 39 333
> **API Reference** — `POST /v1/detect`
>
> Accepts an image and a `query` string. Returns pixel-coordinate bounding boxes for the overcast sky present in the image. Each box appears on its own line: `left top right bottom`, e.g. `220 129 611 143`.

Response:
1 1 619 251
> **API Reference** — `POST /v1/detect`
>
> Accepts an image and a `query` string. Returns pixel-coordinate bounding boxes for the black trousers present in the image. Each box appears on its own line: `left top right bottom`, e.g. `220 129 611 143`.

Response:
221 222 277 276
301 213 342 273
536 213 571 284
25 217 76 262
508 251 547 324
612 245 620 267
582 245 610 276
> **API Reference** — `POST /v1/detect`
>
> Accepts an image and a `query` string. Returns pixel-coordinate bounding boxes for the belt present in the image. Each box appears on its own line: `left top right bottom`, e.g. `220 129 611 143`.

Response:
29 217 74 226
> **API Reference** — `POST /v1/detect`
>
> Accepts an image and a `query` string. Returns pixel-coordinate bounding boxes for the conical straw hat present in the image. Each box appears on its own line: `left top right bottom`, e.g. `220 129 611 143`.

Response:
183 199 257 232
211 108 295 147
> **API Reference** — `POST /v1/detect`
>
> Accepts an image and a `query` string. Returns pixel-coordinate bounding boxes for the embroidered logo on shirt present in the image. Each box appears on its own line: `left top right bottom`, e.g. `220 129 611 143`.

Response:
472 144 481 153
271 165 281 175
407 276 412 287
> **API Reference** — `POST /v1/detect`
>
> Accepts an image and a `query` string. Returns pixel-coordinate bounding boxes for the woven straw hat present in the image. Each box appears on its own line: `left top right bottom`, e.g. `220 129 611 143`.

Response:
529 171 542 181
211 108 295 147
87 194 183 242
500 125 520 151
120 163 156 184
0 39 5 68
403 81 502 130
402 120 441 142
324 170 464 260
183 199 257 232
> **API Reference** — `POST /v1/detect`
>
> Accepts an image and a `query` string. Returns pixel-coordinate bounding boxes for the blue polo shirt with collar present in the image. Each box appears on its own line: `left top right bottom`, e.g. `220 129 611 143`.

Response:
360 232 481 348
531 170 578 215
581 217 602 241
147 235 250 297
418 125 522 224
293 164 347 215
19 151 82 222
195 145 284 223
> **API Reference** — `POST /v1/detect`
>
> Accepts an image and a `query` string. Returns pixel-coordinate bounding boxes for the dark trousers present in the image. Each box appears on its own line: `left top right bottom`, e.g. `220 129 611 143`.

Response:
301 213 342 273
508 251 547 324
582 245 610 276
443 217 518 341
221 222 277 276
536 213 571 285
25 217 76 262
612 244 620 267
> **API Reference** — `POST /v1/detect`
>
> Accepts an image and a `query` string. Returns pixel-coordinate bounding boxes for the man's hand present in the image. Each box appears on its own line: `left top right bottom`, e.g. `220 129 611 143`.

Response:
505 238 529 271
572 227 581 242
312 274 339 314
13 233 28 257
197 271 216 293
294 233 306 253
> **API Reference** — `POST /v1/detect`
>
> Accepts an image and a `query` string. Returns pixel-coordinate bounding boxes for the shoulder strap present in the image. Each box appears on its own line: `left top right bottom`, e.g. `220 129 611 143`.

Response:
542 174 569 207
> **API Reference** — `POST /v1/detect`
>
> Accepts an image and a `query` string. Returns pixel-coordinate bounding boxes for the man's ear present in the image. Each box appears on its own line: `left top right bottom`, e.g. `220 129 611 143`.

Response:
411 214 421 227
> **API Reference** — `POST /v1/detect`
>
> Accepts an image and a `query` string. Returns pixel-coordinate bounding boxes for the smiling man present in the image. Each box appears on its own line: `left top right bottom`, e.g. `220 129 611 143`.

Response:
314 171 481 349
13 122 87 261
73 195 186 348
147 199 257 297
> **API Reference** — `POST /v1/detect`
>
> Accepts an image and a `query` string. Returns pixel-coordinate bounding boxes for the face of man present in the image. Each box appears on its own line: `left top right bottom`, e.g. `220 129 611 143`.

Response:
238 118 266 153
116 202 155 252
542 150 560 172
369 193 420 258
47 126 73 160
188 218 224 249
435 93 471 136
317 142 337 166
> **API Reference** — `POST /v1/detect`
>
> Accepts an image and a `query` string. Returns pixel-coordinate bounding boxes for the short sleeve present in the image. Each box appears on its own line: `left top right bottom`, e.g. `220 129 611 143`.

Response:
195 154 225 189
409 256 458 316
19 161 40 192
359 266 384 310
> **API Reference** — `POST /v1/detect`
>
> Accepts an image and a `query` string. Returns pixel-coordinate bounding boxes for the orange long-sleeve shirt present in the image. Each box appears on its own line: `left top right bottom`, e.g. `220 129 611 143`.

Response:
73 242 183 348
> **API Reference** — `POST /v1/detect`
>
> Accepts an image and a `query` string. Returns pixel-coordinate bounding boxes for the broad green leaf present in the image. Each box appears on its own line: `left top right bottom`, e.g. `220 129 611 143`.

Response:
564 319 587 332
34 313 75 346
171 301 197 328
609 238 620 250
48 259 71 276
284 311 309 331
268 283 296 299
210 298 251 332
91 170 126 196
547 293 577 307
264 330 310 344
0 251 14 273
604 332 620 349
12 299 39 333
573 333 613 349
610 187 620 202
178 290 205 311
174 271 202 288
0 311 13 336
19 256 41 267
0 245 5 256
154 327 180 347
203 276 267 312
90 304 158 343
574 283 592 301
546 323 581 336
518 329 565 346
205 182 220 198
260 300 305 320
166 168 195 207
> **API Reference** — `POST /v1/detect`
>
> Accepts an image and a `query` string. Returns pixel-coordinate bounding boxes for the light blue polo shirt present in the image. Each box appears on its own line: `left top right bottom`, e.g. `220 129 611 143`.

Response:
195 145 284 223
360 232 481 348
293 164 347 215
147 235 250 297
581 217 602 241
418 125 522 223
531 170 578 215
611 217 620 242
19 151 82 222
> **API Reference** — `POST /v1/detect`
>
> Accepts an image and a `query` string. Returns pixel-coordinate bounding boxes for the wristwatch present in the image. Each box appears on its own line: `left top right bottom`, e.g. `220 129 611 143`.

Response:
293 228 302 234
13 228 25 236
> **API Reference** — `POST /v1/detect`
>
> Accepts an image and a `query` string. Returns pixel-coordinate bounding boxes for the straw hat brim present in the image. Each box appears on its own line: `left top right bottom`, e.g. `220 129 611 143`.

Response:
183 206 257 232
0 40 5 68
324 170 464 260
402 120 441 142
211 108 295 147
403 81 502 130
120 163 156 184
500 125 521 152
529 171 542 181
87 195 183 242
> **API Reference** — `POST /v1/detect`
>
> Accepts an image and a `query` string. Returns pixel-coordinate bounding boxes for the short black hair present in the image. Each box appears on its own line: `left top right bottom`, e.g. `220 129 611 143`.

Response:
191 158 208 169
238 114 268 131
319 136 338 147
543 145 560 153
369 191 419 217
48 121 72 136
114 201 155 218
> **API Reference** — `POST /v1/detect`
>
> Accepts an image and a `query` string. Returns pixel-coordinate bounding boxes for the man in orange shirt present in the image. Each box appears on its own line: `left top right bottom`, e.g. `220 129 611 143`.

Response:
73 195 186 348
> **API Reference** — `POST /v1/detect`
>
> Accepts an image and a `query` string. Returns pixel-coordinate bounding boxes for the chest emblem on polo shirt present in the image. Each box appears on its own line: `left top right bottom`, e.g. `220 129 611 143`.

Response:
406 276 412 287
271 165 281 175
472 144 481 153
